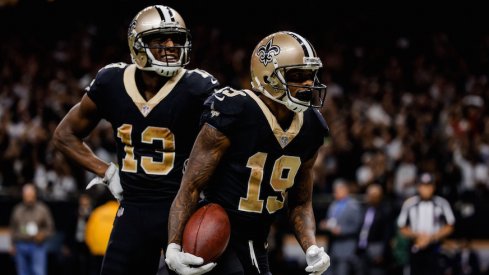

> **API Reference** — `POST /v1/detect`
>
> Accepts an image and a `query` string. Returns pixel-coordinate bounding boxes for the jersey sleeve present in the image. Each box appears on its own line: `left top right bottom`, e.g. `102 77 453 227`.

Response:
86 62 127 107
200 87 247 136
397 197 416 228
437 197 456 225
185 69 220 100
301 109 330 162
313 109 330 138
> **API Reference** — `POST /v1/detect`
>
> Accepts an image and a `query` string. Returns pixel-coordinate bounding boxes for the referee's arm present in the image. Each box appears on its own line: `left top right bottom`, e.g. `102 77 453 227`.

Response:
397 206 432 250
397 198 418 240
431 224 454 242
431 197 456 242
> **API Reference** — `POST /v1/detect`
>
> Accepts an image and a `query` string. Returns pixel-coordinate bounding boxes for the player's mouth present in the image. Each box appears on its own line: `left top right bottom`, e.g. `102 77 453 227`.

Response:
160 55 178 62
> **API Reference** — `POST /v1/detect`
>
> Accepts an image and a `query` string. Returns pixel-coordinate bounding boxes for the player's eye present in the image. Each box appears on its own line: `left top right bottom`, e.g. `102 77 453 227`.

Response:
285 69 315 83
146 33 186 48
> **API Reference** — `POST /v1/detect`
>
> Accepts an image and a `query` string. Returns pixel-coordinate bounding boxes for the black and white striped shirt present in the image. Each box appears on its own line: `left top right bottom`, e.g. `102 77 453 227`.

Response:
397 195 455 234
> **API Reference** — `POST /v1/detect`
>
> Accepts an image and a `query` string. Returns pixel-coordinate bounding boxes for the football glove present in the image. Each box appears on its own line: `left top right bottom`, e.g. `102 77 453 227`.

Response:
165 243 216 275
86 162 123 201
305 245 330 275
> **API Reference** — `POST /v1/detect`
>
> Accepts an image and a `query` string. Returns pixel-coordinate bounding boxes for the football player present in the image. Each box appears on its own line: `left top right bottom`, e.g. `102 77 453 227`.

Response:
52 5 219 275
166 31 331 275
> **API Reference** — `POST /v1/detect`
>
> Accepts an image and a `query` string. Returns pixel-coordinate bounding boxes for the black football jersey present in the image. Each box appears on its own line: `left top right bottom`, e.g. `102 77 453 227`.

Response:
86 63 219 202
201 87 328 242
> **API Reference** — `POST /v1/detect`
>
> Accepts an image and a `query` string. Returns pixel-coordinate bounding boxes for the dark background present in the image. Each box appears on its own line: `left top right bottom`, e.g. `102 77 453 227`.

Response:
1 1 489 274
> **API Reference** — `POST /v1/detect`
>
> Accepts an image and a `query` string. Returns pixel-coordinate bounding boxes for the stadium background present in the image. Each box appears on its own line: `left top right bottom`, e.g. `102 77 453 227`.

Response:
0 0 488 274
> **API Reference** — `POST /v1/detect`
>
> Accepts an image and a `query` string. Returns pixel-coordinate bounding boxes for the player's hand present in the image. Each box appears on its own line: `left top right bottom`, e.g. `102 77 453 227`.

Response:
165 243 216 275
86 162 123 201
305 245 330 275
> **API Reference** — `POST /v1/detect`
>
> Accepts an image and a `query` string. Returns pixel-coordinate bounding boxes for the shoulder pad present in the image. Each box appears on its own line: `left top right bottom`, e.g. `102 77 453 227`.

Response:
204 87 248 115
85 62 128 92
184 69 220 95
97 62 128 74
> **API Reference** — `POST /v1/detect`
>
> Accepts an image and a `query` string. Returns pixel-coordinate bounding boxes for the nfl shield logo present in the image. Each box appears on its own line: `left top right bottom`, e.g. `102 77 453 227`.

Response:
280 136 289 147
142 105 150 116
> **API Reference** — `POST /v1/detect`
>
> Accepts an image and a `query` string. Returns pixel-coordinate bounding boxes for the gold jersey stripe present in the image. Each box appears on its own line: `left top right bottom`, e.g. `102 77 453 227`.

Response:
243 89 303 148
123 65 186 117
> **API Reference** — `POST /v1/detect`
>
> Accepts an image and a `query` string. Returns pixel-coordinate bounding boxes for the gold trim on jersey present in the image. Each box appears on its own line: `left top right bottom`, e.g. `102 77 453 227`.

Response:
243 90 303 148
123 65 186 117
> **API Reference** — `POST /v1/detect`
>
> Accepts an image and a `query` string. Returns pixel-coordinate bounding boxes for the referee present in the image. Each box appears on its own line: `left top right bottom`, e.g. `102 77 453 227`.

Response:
397 172 455 275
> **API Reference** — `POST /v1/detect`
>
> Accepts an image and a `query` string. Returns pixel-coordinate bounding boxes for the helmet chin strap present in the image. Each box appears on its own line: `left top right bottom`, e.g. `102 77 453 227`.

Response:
252 76 284 103
252 77 309 113
140 65 178 77
283 96 309 113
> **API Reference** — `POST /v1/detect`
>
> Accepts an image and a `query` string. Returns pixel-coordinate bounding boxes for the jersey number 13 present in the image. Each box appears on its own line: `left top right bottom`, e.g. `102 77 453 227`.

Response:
117 124 175 175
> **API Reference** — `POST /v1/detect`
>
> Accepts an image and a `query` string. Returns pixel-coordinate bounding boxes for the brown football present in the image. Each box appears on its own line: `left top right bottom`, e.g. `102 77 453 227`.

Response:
182 203 231 264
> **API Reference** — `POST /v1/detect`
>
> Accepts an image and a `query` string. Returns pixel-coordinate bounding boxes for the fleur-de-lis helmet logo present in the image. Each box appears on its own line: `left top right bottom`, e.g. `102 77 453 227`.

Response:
257 38 280 66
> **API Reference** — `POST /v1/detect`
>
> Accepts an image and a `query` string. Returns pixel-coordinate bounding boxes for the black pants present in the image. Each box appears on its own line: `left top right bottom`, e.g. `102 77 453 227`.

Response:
209 238 271 275
409 244 441 275
100 200 173 275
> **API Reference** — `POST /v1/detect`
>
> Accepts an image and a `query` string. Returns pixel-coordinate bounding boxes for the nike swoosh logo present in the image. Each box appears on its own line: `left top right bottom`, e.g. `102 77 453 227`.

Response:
214 94 225 101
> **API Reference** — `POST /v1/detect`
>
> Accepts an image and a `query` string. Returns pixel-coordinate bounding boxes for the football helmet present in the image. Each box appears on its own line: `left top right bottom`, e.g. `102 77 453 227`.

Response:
250 31 327 112
128 5 191 77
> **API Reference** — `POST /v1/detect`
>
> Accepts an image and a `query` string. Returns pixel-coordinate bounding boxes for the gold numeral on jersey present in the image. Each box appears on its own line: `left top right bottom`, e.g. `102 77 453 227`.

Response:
117 124 137 173
239 153 301 213
192 69 212 79
239 152 266 213
141 127 175 175
267 155 301 213
116 124 175 175
216 88 247 97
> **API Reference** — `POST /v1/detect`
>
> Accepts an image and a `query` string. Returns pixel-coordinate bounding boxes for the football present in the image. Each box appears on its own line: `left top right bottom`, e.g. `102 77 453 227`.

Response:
182 203 231 264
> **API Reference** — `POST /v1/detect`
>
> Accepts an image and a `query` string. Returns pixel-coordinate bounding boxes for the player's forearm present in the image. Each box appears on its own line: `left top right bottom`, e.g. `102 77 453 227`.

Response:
167 152 216 244
168 187 202 245
53 130 108 177
289 204 317 252
168 124 230 245
53 95 106 176
289 158 318 251
168 167 215 244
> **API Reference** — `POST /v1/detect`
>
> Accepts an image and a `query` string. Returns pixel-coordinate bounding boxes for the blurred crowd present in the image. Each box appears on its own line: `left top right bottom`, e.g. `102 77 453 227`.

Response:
1 1 489 274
